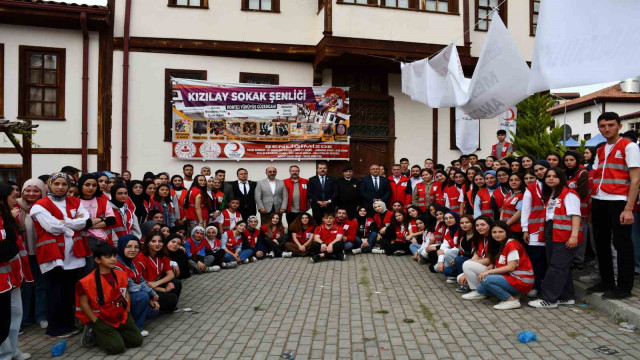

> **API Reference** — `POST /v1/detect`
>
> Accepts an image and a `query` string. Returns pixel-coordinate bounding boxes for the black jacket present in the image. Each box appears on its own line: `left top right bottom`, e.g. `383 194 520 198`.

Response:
335 177 361 207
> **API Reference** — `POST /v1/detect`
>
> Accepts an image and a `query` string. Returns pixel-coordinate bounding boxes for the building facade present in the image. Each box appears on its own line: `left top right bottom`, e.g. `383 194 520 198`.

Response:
1 0 540 182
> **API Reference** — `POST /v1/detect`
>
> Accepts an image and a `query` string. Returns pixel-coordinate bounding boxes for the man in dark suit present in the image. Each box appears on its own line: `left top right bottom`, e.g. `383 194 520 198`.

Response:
335 165 361 219
307 161 338 224
359 164 391 210
224 168 257 217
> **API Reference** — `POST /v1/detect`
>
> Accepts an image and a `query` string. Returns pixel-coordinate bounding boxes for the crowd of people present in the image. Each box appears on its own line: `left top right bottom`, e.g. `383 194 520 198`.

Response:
0 111 639 357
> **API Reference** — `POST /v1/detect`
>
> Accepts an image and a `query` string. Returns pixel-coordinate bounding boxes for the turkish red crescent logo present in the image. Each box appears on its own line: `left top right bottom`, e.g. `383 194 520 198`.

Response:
228 142 240 151
504 109 515 121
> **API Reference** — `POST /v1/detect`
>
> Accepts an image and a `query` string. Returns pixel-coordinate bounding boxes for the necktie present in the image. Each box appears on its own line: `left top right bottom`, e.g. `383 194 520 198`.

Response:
374 177 379 191
321 176 325 188
243 182 248 195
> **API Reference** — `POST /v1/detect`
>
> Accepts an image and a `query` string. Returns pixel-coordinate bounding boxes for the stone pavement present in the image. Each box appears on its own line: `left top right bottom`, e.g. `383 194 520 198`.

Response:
19 254 640 359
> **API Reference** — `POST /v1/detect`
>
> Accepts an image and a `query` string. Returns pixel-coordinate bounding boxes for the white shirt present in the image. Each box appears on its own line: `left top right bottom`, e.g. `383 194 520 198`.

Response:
592 140 640 201
238 180 249 195
521 180 545 246
393 176 401 184
183 180 193 189
268 179 276 195
215 210 238 229
30 198 90 273
545 191 581 221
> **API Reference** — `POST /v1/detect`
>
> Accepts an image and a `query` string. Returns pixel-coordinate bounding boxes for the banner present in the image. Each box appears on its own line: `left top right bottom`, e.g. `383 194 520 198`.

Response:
171 79 350 160
499 107 517 141
401 12 530 119
528 0 640 94
455 108 479 155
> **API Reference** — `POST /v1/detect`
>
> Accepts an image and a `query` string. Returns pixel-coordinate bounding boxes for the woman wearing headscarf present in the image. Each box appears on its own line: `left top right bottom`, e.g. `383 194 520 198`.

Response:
474 170 500 220
128 180 147 225
492 167 512 219
435 210 460 280
16 178 47 329
108 184 142 246
30 172 95 338
170 175 187 226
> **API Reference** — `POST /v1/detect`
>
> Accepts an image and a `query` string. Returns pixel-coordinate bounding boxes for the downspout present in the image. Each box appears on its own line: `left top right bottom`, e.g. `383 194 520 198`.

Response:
121 0 131 173
80 12 89 172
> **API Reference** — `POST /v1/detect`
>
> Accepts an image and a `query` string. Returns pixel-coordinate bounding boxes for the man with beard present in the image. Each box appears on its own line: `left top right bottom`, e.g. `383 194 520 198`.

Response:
335 166 360 219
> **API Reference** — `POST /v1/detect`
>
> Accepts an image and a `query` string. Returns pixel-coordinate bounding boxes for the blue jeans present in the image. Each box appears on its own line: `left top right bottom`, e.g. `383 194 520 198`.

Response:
223 249 253 263
21 255 48 325
344 238 363 252
358 233 377 253
443 256 469 277
477 274 520 301
409 243 421 255
129 290 158 331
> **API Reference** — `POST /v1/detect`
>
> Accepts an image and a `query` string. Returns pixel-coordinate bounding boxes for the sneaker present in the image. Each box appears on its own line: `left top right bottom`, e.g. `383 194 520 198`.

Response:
455 285 470 293
310 255 321 263
527 299 558 308
282 252 292 258
140 330 149 337
18 328 24 335
418 258 428 265
206 265 221 272
579 273 601 283
266 251 275 259
526 289 538 298
393 250 405 256
446 277 456 284
602 290 632 300
371 248 385 254
352 248 362 255
557 299 576 306
336 252 345 261
461 291 487 300
243 259 249 264
80 326 95 347
12 351 31 360
585 283 613 294
493 300 521 310
39 320 48 329
224 262 238 269
250 256 257 262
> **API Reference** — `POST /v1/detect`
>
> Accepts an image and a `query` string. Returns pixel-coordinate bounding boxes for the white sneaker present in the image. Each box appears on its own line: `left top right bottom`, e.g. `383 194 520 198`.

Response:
224 262 238 269
250 256 257 262
493 300 521 310
528 299 558 308
393 250 405 256
206 265 221 272
243 259 249 264
12 351 31 360
267 251 275 258
579 273 601 283
371 248 385 254
557 299 576 306
446 277 457 284
352 248 362 255
140 330 149 337
526 289 538 298
39 320 48 329
461 291 487 300
282 252 292 258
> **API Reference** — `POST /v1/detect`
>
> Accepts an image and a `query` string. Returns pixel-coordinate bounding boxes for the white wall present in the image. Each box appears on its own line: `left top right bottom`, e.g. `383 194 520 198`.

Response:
114 0 324 45
0 24 101 174
553 102 640 142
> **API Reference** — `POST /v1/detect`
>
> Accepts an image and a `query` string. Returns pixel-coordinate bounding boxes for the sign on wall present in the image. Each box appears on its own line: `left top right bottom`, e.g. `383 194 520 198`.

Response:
499 107 517 141
171 79 350 160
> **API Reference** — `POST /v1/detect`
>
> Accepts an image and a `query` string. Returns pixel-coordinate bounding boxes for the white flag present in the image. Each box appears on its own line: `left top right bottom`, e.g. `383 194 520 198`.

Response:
455 108 480 155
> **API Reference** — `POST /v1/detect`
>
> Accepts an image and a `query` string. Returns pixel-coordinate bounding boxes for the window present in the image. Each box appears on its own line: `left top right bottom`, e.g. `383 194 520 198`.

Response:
630 123 640 133
530 0 540 35
0 166 21 185
584 133 591 141
383 0 411 8
584 111 591 124
241 0 280 12
475 0 507 31
340 0 373 4
239 72 279 85
424 0 450 12
570 135 578 141
0 44 4 118
339 0 456 12
168 0 208 8
18 46 65 120
164 69 207 141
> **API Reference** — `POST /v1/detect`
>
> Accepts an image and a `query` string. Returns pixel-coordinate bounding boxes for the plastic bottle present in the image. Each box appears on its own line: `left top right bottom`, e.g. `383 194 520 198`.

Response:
518 331 537 343
52 340 67 357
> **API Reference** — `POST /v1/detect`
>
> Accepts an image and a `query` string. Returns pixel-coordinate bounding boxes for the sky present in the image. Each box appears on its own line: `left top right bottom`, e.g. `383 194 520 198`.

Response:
552 81 619 97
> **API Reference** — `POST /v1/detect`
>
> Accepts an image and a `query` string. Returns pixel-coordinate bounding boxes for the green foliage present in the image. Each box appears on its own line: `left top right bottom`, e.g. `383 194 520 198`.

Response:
511 93 566 159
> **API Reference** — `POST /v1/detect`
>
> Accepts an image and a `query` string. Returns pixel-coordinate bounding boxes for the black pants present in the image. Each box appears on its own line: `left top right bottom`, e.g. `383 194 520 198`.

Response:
156 278 182 313
592 199 635 292
45 267 83 336
285 211 307 228
0 290 9 344
541 222 576 302
525 244 547 292
257 237 287 257
377 237 391 252
207 249 227 266
309 241 344 259
311 204 334 225
386 241 411 255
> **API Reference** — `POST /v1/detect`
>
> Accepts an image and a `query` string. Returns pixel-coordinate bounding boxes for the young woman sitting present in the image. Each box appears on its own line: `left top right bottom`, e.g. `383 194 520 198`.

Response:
459 216 496 299
257 213 290 258
284 213 316 257
380 211 412 256
135 231 180 312
184 226 218 274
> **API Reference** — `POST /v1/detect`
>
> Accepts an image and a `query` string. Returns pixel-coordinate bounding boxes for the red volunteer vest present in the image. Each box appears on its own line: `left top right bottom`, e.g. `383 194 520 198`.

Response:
224 230 242 251
566 169 590 217
135 254 170 282
109 203 135 244
394 226 409 242
502 191 523 233
414 182 429 212
283 178 309 212
0 218 33 292
81 196 112 246
373 211 393 229
221 209 242 231
33 196 91 264
433 222 445 245
548 187 584 243
476 188 494 218
491 141 511 159
495 239 534 294
292 226 315 244
185 188 208 221
243 228 260 247
429 181 446 207
171 188 188 219
593 137 632 197
388 175 410 207
525 181 545 235
75 269 129 327
115 259 142 285
409 219 418 234
442 228 458 248
186 237 211 257
445 185 463 214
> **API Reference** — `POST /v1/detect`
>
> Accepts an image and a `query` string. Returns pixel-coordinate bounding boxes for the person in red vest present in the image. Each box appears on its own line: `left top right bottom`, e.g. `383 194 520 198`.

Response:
309 213 345 263
587 112 640 300
170 175 188 226
0 183 33 360
76 242 143 354
387 164 410 208
491 130 513 159
500 173 525 241
335 208 359 254
563 150 591 272
108 184 142 245
283 165 309 227
412 168 434 212
528 167 582 309
30 173 95 338
475 221 534 310
215 198 242 236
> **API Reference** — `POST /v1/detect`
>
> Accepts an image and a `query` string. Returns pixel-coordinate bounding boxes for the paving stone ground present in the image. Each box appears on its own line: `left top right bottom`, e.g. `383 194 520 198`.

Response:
19 254 640 359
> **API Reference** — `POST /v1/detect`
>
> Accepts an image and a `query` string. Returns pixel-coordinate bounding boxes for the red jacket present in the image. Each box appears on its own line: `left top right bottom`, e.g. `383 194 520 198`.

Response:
0 218 33 293
283 178 309 212
491 141 511 159
387 175 410 207
592 137 632 197
429 181 446 207
548 187 584 243
476 188 494 218
525 181 545 235
75 269 129 327
494 239 534 294
414 182 429 212
135 254 170 282
502 191 523 233
336 218 358 242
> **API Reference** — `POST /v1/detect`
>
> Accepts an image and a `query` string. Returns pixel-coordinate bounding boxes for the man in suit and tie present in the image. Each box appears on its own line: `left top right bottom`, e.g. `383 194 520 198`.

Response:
308 161 338 224
255 166 288 224
225 168 257 217
359 164 391 210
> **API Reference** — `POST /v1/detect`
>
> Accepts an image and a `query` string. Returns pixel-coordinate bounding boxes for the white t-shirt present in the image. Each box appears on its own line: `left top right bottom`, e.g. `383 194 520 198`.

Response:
592 140 640 201
545 191 581 221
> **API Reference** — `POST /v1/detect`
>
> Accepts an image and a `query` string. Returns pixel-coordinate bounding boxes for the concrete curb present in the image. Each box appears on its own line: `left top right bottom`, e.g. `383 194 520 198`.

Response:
574 280 640 326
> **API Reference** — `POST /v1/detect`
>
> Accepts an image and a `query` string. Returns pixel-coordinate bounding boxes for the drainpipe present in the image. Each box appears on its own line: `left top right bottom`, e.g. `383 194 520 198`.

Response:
80 12 89 172
121 0 131 173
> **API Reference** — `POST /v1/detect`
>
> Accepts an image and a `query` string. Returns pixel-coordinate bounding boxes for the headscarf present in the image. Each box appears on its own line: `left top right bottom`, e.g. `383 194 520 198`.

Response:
452 169 466 188
444 210 460 235
191 226 205 238
246 215 258 230
171 175 186 191
355 206 370 225
110 184 127 208
533 160 551 170
77 173 103 200
17 178 46 254
495 167 512 188
116 234 140 268
143 172 155 181
205 226 218 241
140 220 159 237
102 171 115 179
128 180 147 221
47 172 69 201
372 200 387 213
483 170 499 190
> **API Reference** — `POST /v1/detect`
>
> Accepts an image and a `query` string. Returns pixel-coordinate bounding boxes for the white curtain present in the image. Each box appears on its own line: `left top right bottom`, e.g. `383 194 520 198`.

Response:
455 108 480 155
